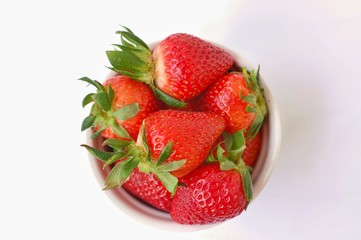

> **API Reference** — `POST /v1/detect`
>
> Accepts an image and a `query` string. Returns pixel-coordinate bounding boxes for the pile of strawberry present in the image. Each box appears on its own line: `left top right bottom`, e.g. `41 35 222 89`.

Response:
80 27 267 225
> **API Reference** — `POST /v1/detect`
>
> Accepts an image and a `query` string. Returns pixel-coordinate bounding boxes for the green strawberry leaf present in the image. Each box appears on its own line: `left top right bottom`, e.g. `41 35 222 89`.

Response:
107 84 115 104
79 77 106 92
156 141 173 166
103 138 132 150
92 91 111 112
113 103 140 121
81 115 96 131
91 126 105 139
103 152 127 169
82 93 95 108
222 131 233 153
219 159 238 171
152 87 186 108
109 119 131 139
239 167 253 203
116 26 150 50
157 160 186 172
232 130 246 151
206 148 218 163
103 156 141 190
154 170 179 197
242 94 257 105
80 144 113 162
140 121 150 161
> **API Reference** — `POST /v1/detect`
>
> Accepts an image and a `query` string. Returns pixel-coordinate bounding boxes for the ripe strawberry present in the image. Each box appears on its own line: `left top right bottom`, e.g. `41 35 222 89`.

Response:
170 162 249 225
243 132 262 167
79 75 163 140
106 27 234 107
82 109 226 196
122 167 172 212
144 109 226 178
196 68 267 140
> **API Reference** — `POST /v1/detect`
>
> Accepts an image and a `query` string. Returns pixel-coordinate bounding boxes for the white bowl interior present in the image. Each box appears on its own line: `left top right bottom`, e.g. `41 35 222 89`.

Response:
86 41 281 232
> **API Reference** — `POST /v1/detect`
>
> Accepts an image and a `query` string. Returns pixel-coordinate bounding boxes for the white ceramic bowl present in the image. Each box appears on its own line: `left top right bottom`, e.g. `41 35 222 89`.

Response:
86 41 281 232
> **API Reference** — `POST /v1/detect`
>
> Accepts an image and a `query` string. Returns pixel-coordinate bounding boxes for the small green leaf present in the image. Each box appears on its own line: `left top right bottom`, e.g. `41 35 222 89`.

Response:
103 152 127 169
154 170 179 196
242 94 257 104
81 115 95 131
216 145 226 163
156 141 173 166
82 93 95 108
79 77 105 92
232 130 246 151
222 131 233 153
106 50 149 76
92 91 111 112
246 113 264 140
206 149 217 163
157 159 186 171
113 103 140 120
239 167 253 202
219 159 238 171
103 138 132 150
246 106 256 113
103 156 141 190
109 119 131 139
116 27 150 50
141 121 150 160
91 127 105 139
108 84 115 104
80 144 113 161
153 87 186 108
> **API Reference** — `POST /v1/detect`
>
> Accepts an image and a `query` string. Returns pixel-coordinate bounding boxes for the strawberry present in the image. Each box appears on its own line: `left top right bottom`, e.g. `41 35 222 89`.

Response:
243 131 262 167
170 162 249 225
82 109 226 196
143 109 226 177
196 68 267 140
79 75 163 140
106 27 234 107
122 167 172 212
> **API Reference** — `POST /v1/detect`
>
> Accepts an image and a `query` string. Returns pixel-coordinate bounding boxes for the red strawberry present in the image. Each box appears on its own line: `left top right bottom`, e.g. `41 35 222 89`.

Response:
144 109 226 178
122 167 172 212
82 109 226 196
243 132 262 167
196 68 267 140
106 27 234 107
170 163 249 225
79 75 163 140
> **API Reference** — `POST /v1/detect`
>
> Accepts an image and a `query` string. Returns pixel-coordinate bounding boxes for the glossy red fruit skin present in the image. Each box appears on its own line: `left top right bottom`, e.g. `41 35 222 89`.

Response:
144 110 226 177
122 168 172 212
152 33 234 101
243 132 262 167
99 75 164 140
196 72 256 134
170 163 247 225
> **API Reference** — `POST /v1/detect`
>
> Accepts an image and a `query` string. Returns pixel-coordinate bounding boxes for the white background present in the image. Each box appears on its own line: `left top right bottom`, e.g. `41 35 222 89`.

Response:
1 0 361 239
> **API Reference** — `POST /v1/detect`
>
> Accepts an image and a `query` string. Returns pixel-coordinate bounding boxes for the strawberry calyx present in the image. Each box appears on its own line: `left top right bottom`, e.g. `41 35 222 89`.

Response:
106 26 186 108
207 130 253 207
79 76 140 140
81 122 185 196
241 66 267 140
